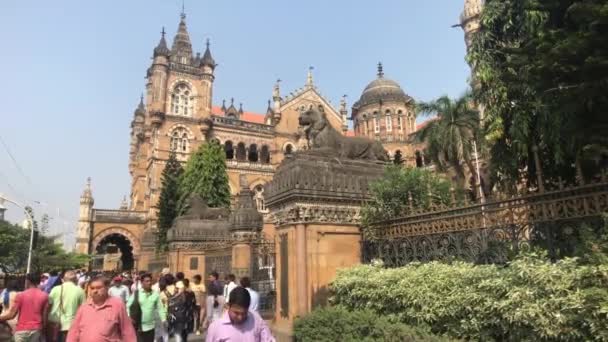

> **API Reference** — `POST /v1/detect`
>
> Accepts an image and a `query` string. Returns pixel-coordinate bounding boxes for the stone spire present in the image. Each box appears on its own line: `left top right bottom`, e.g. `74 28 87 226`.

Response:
120 195 129 210
171 13 193 63
153 27 170 57
377 62 384 78
200 39 216 69
134 94 145 117
340 95 349 133
80 177 94 206
306 66 314 87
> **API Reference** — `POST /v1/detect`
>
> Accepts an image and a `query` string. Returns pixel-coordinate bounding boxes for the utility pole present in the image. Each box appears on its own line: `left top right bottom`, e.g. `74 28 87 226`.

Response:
0 194 36 273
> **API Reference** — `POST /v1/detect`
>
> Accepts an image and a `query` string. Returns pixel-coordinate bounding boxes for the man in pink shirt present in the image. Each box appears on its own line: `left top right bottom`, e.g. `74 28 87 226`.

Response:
206 286 275 342
0 273 48 342
67 275 136 342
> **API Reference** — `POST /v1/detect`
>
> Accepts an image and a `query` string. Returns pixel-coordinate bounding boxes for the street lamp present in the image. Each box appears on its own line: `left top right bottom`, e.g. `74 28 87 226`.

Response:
0 194 36 274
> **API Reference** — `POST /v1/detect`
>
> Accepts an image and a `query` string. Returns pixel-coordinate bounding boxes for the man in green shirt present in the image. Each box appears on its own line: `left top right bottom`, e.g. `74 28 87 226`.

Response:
48 270 85 342
127 273 166 342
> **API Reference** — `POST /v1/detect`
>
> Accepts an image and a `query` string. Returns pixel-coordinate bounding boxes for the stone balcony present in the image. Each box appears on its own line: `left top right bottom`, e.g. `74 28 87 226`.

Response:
92 209 147 224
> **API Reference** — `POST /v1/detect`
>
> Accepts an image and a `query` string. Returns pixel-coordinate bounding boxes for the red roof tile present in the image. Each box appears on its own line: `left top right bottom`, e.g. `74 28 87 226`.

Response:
211 106 266 124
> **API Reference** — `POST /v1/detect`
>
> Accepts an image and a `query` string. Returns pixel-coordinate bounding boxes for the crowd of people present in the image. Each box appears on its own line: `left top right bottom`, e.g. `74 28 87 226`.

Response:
0 269 275 342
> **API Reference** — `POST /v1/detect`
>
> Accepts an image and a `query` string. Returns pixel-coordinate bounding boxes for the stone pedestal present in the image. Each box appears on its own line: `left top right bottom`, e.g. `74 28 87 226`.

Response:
265 154 384 336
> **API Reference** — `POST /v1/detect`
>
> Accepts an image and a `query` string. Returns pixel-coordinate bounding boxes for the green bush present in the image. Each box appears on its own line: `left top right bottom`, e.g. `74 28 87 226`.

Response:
331 252 608 341
294 306 452 342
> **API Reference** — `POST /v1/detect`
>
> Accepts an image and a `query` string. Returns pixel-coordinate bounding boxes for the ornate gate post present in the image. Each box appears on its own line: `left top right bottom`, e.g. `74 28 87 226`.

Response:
265 153 384 338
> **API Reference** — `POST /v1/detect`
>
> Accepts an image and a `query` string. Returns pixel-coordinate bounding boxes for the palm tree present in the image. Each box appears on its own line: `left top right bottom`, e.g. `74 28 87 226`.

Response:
414 92 481 190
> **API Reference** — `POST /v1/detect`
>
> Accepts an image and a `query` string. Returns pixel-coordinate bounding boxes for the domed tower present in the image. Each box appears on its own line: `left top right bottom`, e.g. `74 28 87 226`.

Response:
352 63 416 143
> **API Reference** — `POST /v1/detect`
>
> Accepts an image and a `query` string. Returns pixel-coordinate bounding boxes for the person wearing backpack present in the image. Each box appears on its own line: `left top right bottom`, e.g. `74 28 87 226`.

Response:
164 280 191 342
127 273 166 342
48 271 85 342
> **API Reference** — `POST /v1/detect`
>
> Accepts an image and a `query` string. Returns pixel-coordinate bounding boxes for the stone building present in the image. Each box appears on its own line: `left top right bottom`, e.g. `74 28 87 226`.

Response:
75 12 424 271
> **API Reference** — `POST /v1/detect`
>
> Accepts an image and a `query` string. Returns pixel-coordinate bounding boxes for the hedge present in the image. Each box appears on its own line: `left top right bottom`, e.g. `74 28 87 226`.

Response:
294 306 452 342
331 253 608 341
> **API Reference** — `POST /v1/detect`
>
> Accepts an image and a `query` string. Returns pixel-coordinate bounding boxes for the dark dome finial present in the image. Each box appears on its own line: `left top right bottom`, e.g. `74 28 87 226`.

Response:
377 62 384 78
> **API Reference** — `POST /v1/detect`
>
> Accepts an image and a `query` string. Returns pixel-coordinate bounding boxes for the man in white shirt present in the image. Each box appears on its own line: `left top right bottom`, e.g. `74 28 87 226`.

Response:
223 274 237 300
239 277 259 313
107 276 129 303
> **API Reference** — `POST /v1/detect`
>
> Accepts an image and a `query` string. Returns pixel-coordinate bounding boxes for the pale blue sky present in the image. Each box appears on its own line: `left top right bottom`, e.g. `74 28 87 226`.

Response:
0 0 470 248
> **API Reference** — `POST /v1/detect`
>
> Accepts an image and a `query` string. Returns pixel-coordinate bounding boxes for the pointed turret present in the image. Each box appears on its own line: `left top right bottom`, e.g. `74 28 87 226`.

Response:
306 66 314 88
80 177 94 206
200 39 216 69
120 195 129 210
76 177 94 254
134 94 145 117
171 14 193 64
153 27 170 57
225 98 239 119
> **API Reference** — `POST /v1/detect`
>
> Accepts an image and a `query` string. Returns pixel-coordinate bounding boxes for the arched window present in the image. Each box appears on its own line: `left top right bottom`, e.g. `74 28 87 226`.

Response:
248 144 259 162
397 110 403 132
284 143 294 156
236 142 247 161
254 185 266 212
373 112 380 133
260 145 270 164
385 110 392 132
170 127 189 152
171 83 193 116
225 141 234 160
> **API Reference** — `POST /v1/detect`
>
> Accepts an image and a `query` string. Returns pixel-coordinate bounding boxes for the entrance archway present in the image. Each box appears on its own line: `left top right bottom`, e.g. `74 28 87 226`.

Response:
95 233 135 270
92 227 141 271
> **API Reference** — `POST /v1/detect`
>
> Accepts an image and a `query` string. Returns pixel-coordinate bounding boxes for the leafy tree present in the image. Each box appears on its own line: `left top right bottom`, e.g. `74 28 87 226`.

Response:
40 214 50 235
178 141 231 212
469 0 608 187
393 150 404 165
361 166 456 236
156 151 183 252
0 219 88 273
414 92 481 190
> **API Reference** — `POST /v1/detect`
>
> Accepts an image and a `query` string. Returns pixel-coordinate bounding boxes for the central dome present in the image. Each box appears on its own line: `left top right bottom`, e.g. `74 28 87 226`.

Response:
353 63 412 109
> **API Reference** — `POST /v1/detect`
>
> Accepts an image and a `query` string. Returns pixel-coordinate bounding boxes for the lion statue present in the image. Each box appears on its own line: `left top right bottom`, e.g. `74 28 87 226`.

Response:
298 104 388 161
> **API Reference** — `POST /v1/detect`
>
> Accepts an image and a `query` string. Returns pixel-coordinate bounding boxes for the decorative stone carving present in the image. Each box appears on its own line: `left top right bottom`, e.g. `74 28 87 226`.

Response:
298 104 388 161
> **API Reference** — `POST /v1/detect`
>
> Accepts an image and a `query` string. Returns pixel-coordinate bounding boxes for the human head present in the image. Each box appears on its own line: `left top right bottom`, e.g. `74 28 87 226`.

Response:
158 277 168 292
63 271 77 284
25 273 41 288
182 278 190 289
175 272 185 281
88 276 110 303
227 286 251 324
141 273 153 291
112 276 122 286
163 273 175 286
209 271 218 282
240 276 251 289
193 274 201 284
227 274 236 282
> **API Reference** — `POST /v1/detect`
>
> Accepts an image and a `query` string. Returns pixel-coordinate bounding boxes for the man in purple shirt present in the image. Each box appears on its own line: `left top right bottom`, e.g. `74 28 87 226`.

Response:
206 286 275 342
